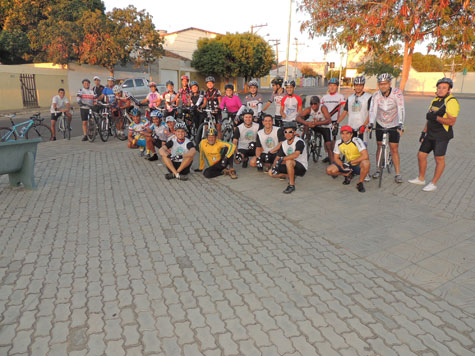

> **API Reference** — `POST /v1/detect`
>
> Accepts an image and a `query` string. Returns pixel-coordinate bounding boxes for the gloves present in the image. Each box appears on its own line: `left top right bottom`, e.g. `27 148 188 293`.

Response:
419 131 426 142
235 152 243 162
262 153 270 163
426 111 438 122
342 162 352 173
359 126 365 134
248 142 256 151
272 158 283 175
169 155 183 161
331 122 339 137
256 157 263 169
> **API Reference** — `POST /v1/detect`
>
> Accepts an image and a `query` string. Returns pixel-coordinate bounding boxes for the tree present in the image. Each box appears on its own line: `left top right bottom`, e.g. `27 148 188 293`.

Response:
358 44 403 78
0 29 29 64
192 40 237 79
299 0 475 90
411 52 444 72
358 61 402 78
300 65 317 77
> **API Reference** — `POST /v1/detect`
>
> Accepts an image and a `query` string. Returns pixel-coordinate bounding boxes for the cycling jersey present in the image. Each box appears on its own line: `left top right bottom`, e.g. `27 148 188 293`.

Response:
129 120 150 136
307 105 330 128
269 89 285 116
93 85 104 102
233 122 259 150
281 94 302 122
321 92 345 122
146 92 161 108
165 136 195 162
256 126 284 153
426 94 459 141
77 88 95 108
237 93 263 117
150 123 175 142
220 95 242 113
343 92 372 130
102 87 116 105
199 139 236 170
205 88 221 110
163 91 177 111
333 137 366 164
369 88 405 128
50 95 69 113
278 137 308 170
178 86 191 106
191 91 204 107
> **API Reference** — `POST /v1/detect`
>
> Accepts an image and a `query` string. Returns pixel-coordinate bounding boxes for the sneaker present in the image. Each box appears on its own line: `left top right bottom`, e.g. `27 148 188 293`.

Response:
82 136 88 141
422 182 437 192
343 173 353 185
283 185 295 194
176 174 188 181
395 174 403 183
227 168 238 179
51 137 56 141
165 173 175 180
372 170 380 179
147 154 158 161
364 175 371 182
322 157 330 163
356 182 366 193
408 177 426 185
144 153 151 159
242 160 248 168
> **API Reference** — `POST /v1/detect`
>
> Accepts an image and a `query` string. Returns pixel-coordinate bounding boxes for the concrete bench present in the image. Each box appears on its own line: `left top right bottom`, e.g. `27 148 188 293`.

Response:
0 138 42 190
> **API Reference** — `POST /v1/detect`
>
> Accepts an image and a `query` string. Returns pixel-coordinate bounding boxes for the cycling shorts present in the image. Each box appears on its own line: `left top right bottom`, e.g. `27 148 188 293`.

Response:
51 112 62 121
168 161 191 175
260 152 276 163
419 138 449 157
277 161 306 177
312 127 332 142
80 108 89 121
376 123 400 143
238 148 256 158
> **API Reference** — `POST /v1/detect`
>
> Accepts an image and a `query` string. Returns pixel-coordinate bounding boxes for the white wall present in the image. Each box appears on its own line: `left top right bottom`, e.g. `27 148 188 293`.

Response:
163 29 218 60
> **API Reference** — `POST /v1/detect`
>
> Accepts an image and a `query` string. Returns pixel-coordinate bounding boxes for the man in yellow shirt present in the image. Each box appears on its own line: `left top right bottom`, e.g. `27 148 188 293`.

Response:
409 78 460 192
197 128 237 179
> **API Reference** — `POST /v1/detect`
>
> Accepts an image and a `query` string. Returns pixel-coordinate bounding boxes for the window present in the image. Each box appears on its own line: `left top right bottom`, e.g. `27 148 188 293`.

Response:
122 79 134 88
135 79 145 87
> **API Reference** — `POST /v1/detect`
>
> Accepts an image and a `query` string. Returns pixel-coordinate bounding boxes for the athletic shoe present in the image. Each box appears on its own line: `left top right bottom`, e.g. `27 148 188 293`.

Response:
51 137 56 141
165 173 175 180
364 175 371 182
322 157 330 163
408 177 426 185
147 154 158 161
356 182 366 193
82 136 88 141
144 153 151 159
422 182 437 192
242 160 248 168
372 170 380 179
395 174 403 183
283 185 295 194
177 174 188 181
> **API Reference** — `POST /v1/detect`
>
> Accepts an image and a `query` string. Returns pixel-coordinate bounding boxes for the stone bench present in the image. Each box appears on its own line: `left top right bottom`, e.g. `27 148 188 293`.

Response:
0 138 42 190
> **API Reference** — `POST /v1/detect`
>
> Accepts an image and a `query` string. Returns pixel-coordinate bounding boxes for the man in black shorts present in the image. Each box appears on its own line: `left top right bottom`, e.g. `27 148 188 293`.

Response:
250 114 284 172
409 78 460 192
269 121 308 194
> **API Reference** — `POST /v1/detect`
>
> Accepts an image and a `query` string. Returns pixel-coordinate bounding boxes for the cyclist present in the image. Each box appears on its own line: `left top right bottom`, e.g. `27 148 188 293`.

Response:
128 108 150 153
337 75 372 141
237 80 263 125
92 76 105 103
368 73 405 183
77 78 95 141
204 76 223 137
296 95 333 163
102 76 116 104
233 108 259 168
144 111 164 160
190 81 206 130
159 122 197 180
176 75 191 107
409 77 460 192
50 88 72 140
269 121 307 194
141 82 162 111
196 128 237 179
321 78 346 161
251 114 284 172
219 84 242 127
326 125 370 193
163 80 177 116
280 80 302 124
263 77 285 127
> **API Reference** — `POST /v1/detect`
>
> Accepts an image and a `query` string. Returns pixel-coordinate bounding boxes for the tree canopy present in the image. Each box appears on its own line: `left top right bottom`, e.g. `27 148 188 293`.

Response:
300 65 317 77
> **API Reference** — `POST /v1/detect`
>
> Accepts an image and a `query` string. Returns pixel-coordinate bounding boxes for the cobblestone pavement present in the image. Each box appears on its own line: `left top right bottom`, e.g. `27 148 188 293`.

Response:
1 94 474 355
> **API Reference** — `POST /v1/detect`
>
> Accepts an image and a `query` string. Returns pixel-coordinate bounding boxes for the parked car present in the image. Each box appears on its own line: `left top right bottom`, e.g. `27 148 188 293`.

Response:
116 77 166 100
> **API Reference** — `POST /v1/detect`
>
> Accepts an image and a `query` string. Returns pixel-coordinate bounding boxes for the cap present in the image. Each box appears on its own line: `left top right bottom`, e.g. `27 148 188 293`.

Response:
340 125 353 133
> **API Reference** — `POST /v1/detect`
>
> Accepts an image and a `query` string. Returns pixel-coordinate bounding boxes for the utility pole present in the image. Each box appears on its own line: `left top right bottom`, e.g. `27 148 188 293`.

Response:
284 0 293 81
269 39 281 76
251 23 268 34
293 38 305 79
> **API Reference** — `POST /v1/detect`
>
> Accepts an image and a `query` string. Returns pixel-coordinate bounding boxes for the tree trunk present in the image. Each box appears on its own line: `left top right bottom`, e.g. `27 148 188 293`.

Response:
399 40 415 92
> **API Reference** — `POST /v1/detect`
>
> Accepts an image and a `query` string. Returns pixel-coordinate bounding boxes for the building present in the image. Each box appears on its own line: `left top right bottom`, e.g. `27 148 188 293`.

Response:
161 27 221 61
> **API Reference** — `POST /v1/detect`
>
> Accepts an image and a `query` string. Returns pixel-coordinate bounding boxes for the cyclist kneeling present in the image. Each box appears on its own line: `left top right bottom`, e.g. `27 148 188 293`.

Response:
197 128 237 179
326 125 370 193
233 108 259 168
269 121 307 194
250 114 284 172
128 108 149 154
144 111 166 160
159 122 196 181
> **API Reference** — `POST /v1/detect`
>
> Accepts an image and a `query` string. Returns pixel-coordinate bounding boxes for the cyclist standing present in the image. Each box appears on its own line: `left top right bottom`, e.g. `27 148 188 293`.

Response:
237 80 263 125
204 76 222 137
92 76 105 103
233 108 259 168
322 78 346 161
163 81 177 116
219 84 242 127
190 81 206 130
77 78 95 141
263 77 285 127
369 73 405 183
251 114 284 172
141 82 162 111
337 75 372 141
280 80 302 124
50 88 72 141
409 78 460 192
176 75 191 107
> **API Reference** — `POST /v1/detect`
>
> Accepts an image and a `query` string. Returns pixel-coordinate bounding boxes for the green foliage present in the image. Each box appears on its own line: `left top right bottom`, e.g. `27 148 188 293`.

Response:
0 29 29 64
358 61 402 78
411 52 444 72
300 65 317 77
192 40 236 78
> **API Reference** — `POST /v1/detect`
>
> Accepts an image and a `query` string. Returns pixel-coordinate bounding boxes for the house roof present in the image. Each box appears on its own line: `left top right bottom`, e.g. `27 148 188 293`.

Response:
161 27 222 37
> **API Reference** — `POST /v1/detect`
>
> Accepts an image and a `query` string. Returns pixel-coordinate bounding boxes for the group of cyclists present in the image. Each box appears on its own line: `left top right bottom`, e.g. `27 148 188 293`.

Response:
71 72 459 194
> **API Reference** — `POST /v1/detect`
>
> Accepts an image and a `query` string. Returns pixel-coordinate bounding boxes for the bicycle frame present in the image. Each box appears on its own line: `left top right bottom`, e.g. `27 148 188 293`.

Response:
2 115 34 141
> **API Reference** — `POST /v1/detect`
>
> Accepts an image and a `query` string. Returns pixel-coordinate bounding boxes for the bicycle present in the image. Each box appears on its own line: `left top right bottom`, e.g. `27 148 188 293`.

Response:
220 108 235 143
305 127 323 163
195 106 218 148
54 108 73 140
85 105 102 142
370 127 395 188
0 113 52 142
177 106 194 140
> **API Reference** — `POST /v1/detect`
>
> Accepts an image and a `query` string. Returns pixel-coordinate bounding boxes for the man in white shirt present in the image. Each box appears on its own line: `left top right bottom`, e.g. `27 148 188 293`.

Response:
50 88 71 140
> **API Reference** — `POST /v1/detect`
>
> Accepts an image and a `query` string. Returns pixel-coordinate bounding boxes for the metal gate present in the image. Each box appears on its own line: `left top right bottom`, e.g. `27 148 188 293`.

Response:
19 74 39 108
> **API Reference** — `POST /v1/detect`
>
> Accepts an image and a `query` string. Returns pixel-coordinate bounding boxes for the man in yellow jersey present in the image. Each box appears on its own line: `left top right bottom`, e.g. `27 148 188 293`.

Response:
409 78 460 192
196 128 237 179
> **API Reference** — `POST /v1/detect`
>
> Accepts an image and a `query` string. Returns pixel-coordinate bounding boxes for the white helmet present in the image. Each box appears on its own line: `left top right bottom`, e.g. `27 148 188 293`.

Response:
353 76 365 85
377 73 393 83
248 80 259 88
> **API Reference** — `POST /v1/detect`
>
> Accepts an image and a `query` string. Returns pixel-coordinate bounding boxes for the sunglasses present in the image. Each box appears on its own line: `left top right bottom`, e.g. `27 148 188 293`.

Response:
284 130 295 134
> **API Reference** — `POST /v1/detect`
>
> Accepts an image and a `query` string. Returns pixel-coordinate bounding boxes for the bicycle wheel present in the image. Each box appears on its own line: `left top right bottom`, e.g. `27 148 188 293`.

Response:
98 117 110 142
0 127 16 142
116 116 127 141
195 123 206 149
87 115 97 142
222 126 233 143
314 135 323 162
305 138 311 160
26 123 52 142
65 119 71 140
387 151 393 173
378 145 385 188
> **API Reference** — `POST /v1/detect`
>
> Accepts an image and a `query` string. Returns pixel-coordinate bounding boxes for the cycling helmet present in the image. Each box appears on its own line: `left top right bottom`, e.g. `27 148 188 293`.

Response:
181 75 189 81
283 121 297 129
310 96 320 105
150 110 162 118
82 78 90 84
377 73 393 83
174 122 187 131
224 84 234 91
113 85 121 94
165 116 175 123
328 78 339 85
436 77 453 89
242 108 254 116
93 76 101 81
271 76 284 86
248 80 259 88
107 76 115 81
284 80 296 87
131 108 141 116
353 75 366 85
190 81 199 87
205 76 215 83
206 128 217 136
149 81 157 87
166 80 174 86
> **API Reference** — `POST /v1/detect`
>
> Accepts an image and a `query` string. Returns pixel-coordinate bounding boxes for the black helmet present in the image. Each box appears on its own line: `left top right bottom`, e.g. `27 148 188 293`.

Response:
284 80 296 87
166 80 174 86
310 96 320 105
224 84 234 91
283 121 297 129
271 77 283 86
82 78 90 84
436 77 453 89
205 76 215 83
242 108 254 116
